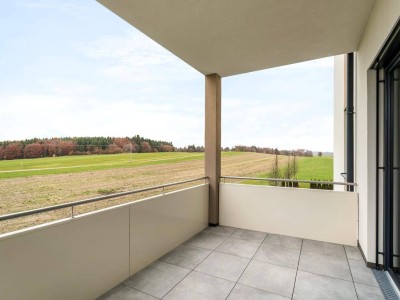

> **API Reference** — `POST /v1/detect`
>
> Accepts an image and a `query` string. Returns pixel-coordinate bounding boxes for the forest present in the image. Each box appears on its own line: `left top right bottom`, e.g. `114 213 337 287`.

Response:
0 135 174 160
0 136 315 160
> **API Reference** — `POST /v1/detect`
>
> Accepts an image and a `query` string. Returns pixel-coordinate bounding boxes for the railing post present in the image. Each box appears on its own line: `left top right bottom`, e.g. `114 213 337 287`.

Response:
205 74 221 226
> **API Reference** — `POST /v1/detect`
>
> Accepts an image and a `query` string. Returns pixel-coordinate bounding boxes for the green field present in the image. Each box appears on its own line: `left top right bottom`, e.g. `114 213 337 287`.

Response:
244 156 333 186
0 152 243 179
0 152 333 233
0 152 332 181
296 156 333 181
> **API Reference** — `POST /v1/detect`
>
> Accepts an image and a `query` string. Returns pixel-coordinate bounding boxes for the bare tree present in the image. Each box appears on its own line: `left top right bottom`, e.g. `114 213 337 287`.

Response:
4 143 23 160
0 147 4 160
140 142 152 153
270 154 280 186
24 143 43 159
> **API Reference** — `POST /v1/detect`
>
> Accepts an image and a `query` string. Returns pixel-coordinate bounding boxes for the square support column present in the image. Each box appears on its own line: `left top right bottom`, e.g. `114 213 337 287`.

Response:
205 74 221 226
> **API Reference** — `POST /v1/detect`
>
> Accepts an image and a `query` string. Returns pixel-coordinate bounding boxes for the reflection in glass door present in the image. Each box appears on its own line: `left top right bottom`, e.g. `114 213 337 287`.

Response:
381 63 400 285
390 66 400 281
374 19 400 287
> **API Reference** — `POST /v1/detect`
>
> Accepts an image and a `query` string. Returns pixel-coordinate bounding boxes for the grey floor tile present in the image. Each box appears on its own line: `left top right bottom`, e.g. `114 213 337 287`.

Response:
164 271 234 300
344 245 364 261
293 270 357 300
302 239 346 259
263 234 302 250
216 237 260 258
98 284 158 300
202 226 237 237
227 284 289 300
348 259 379 287
195 251 249 282
159 245 211 269
298 251 352 281
231 228 267 243
124 261 190 298
354 283 385 300
254 244 300 269
184 232 227 250
238 260 296 298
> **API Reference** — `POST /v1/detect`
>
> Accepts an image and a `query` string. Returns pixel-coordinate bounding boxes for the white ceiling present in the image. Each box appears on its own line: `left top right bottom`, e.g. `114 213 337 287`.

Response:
97 0 376 77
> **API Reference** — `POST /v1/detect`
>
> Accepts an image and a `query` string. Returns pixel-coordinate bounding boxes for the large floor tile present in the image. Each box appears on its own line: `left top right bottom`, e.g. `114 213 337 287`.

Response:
263 234 302 250
298 251 352 281
344 246 364 261
124 261 190 298
231 228 267 243
164 271 234 300
348 259 379 286
216 237 260 258
354 283 385 300
98 284 158 300
184 232 227 250
238 260 296 298
202 226 237 237
195 251 249 282
293 271 357 300
302 239 346 259
254 244 300 269
227 284 289 300
160 245 211 269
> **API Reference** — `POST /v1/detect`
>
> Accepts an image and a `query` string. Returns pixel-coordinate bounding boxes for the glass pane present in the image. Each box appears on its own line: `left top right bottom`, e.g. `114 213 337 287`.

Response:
393 67 400 274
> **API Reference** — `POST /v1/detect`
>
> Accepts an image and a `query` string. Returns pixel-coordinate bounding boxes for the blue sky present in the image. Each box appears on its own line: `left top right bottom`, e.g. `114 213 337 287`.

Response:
0 0 334 151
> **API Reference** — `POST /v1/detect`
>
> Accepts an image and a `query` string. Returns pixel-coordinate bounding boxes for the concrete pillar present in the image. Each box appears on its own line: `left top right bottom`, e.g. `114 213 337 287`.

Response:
333 55 347 192
205 74 221 226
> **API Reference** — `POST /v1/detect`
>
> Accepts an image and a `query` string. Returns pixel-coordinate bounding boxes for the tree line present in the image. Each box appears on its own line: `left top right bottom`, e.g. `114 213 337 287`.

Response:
230 145 313 157
0 135 175 160
0 136 315 160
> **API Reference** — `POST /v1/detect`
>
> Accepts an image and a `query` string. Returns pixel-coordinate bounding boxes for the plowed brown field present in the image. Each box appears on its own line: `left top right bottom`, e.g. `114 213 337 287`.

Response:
0 152 285 233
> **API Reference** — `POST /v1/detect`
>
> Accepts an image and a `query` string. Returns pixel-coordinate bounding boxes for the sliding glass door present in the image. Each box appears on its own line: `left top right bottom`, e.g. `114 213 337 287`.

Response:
374 21 400 286
388 65 400 282
377 59 400 286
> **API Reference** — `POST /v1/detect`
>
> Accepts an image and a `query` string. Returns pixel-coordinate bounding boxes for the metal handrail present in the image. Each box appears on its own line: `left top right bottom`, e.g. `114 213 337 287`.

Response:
0 177 208 222
220 176 357 186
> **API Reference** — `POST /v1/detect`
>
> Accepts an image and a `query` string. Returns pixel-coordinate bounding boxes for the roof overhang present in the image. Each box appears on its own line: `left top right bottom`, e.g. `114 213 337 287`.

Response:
97 0 376 77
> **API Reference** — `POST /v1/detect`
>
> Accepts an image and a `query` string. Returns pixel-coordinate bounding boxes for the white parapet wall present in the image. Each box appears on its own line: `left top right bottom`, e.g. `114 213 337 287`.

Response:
0 184 208 300
129 185 209 274
220 183 358 246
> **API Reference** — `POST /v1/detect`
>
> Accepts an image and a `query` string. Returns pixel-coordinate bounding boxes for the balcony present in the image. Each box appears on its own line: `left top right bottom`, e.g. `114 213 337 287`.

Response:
3 0 400 298
0 177 381 300
99 226 381 300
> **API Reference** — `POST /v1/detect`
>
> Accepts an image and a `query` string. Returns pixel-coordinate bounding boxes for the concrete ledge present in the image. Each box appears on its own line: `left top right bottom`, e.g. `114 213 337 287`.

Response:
0 184 209 300
220 183 358 246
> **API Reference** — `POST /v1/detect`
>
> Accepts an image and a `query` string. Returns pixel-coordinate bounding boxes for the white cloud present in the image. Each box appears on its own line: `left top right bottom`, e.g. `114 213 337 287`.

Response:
0 1 334 152
75 32 200 83
20 0 89 17
221 94 332 151
0 90 204 147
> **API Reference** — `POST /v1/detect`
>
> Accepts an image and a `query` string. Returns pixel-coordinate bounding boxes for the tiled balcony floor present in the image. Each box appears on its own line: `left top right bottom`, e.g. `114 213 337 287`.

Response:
99 226 385 300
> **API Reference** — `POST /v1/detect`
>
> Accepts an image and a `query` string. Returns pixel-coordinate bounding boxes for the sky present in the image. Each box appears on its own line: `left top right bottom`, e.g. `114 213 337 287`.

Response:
0 0 334 151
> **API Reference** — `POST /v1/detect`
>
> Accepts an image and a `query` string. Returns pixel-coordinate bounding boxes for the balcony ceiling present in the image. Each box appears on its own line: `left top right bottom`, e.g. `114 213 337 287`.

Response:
97 0 376 77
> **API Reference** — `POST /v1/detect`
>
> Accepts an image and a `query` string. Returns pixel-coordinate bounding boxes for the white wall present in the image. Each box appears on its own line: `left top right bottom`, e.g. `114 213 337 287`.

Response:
355 0 400 263
130 185 209 274
333 54 346 191
0 207 130 300
220 183 358 246
0 184 208 300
